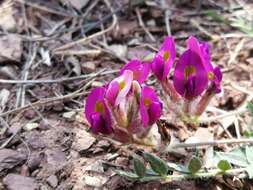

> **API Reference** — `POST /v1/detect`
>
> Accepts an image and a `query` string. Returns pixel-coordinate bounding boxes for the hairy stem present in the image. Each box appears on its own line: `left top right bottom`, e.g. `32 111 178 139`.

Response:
161 79 181 102
163 168 247 181
195 88 214 116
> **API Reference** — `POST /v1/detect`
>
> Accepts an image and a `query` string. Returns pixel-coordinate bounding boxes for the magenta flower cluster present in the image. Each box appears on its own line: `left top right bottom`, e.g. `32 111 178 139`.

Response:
151 36 222 123
85 60 162 142
85 36 222 142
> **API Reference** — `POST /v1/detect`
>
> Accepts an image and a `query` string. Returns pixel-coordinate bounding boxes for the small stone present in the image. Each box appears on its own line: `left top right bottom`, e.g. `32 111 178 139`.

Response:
62 111 76 119
81 61 96 73
115 157 128 166
46 175 58 188
8 122 21 134
85 161 104 173
23 123 39 131
3 174 38 190
26 131 45 149
27 152 43 171
24 110 37 119
108 44 127 58
147 19 156 27
96 140 110 149
65 0 89 10
0 149 26 172
0 34 22 63
20 165 30 176
84 176 103 188
91 81 104 87
72 129 96 153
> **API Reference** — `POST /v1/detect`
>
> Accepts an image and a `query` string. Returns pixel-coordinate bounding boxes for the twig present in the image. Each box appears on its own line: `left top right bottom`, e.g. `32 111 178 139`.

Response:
200 107 247 123
53 49 101 56
200 81 253 123
90 41 128 63
52 0 118 53
15 0 77 18
234 117 241 139
0 69 118 85
0 78 95 117
228 38 245 65
163 167 247 181
190 19 219 40
16 44 37 107
135 8 155 42
169 138 253 149
161 0 171 36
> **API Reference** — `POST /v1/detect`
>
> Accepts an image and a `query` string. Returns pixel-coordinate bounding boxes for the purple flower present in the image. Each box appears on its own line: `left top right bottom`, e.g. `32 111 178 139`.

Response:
212 66 222 93
106 70 133 106
85 87 112 134
187 36 222 93
151 36 176 81
120 60 150 84
173 49 208 99
140 86 163 127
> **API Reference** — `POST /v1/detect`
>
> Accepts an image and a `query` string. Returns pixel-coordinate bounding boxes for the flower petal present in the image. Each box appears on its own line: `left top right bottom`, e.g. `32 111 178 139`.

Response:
212 66 222 93
114 70 133 106
140 86 162 127
85 87 112 134
151 55 164 81
187 36 213 72
120 59 150 84
85 87 106 124
148 101 163 124
173 49 208 99
151 36 176 81
105 81 119 106
214 66 222 82
90 112 112 134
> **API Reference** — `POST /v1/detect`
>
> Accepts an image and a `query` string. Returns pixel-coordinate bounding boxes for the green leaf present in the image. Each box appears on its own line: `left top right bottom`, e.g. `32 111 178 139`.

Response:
243 130 253 138
188 157 202 174
246 165 253 179
214 147 249 167
247 102 253 118
133 156 146 177
217 160 232 171
205 10 226 23
245 146 253 164
115 170 139 180
143 152 169 176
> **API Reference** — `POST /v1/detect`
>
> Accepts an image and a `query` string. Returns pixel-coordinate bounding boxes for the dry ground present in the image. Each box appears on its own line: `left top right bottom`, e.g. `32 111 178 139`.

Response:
0 0 253 189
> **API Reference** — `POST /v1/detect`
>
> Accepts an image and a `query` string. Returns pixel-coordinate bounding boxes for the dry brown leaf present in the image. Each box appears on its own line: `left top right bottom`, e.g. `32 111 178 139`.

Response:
0 0 16 31
0 34 22 63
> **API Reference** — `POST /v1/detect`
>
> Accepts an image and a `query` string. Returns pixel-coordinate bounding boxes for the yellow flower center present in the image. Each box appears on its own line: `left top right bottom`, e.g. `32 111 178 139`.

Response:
95 101 104 113
163 51 170 61
208 71 214 80
119 80 126 90
184 65 196 80
144 98 152 106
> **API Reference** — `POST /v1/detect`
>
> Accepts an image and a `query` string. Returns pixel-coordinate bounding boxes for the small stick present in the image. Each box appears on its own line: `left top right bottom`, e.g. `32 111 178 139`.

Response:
163 167 247 181
15 0 77 18
228 38 245 65
0 69 118 85
169 138 253 149
200 107 247 123
135 8 155 42
53 0 118 53
0 78 95 117
161 0 171 36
